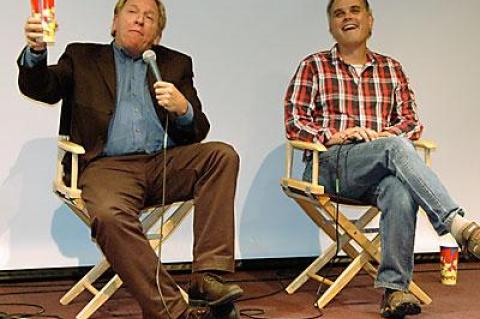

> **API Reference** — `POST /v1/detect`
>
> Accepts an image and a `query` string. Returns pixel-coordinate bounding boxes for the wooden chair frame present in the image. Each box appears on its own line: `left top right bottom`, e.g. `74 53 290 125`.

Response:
281 139 436 309
54 136 191 319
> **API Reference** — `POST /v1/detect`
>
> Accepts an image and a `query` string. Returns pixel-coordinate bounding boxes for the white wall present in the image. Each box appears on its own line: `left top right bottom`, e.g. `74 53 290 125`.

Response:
1 0 479 270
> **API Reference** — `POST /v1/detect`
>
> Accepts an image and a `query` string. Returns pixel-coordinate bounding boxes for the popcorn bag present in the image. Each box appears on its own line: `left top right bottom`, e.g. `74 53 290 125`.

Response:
30 0 56 44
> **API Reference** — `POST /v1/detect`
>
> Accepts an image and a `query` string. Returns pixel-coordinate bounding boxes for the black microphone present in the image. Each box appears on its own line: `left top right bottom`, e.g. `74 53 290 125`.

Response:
142 49 162 81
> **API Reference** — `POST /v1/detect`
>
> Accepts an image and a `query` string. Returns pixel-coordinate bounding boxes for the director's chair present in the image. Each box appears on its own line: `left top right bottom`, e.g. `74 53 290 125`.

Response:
53 136 192 319
281 139 436 309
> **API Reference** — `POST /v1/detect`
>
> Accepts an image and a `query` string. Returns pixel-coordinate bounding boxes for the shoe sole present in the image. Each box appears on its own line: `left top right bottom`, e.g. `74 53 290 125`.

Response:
190 287 244 307
382 302 421 319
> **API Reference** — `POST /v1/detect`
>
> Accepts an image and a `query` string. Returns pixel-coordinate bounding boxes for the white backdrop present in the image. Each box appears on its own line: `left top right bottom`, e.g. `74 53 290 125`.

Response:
1 0 479 270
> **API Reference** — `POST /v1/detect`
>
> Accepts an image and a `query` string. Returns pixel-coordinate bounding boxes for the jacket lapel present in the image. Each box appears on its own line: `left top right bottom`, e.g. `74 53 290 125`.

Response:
95 46 116 103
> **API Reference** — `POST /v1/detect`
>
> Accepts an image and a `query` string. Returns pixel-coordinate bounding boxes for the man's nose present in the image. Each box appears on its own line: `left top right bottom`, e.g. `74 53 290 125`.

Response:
344 11 354 20
135 13 145 25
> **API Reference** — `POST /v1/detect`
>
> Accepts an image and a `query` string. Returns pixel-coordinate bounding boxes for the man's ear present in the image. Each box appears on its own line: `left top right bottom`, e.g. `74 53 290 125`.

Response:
111 15 118 37
368 14 374 30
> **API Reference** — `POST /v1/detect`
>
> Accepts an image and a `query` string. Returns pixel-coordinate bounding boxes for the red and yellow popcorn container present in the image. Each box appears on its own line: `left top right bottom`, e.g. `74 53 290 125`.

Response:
440 245 459 286
30 0 56 43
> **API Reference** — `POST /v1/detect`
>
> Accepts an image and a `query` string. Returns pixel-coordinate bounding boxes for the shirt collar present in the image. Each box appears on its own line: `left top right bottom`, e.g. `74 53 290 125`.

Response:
329 44 377 67
112 41 143 61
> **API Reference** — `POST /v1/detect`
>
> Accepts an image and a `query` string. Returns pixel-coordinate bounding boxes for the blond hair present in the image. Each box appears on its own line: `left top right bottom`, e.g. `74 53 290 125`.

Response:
111 0 166 36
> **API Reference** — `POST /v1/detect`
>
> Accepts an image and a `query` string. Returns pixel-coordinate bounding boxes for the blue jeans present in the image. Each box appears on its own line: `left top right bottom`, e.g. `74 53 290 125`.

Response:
303 136 462 290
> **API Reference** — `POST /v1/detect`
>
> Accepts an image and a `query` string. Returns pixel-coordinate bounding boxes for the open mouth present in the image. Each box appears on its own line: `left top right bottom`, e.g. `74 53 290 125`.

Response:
342 24 358 31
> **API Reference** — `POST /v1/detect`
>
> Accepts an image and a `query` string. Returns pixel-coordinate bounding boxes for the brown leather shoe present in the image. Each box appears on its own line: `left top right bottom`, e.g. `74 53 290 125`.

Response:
462 222 480 259
180 305 214 319
189 272 243 306
380 290 421 319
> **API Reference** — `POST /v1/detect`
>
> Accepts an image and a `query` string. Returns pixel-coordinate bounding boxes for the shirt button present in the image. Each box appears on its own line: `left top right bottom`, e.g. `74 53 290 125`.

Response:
135 128 140 133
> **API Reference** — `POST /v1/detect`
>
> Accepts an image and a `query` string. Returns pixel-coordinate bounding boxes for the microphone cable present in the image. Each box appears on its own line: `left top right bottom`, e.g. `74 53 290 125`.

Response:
155 113 174 319
315 139 348 298
143 48 174 319
334 140 348 256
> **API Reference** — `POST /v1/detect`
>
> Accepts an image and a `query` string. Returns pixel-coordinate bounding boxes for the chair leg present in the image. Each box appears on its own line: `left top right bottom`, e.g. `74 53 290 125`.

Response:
60 258 111 305
316 248 372 308
75 274 123 319
408 280 432 305
286 242 337 294
179 286 189 302
149 201 193 249
286 197 378 294
315 235 380 308
286 230 377 294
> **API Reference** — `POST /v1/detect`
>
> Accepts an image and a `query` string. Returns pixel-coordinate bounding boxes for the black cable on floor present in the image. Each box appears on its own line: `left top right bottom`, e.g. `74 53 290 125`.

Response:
236 285 284 303
235 271 323 319
239 308 323 319
234 269 294 302
0 303 63 318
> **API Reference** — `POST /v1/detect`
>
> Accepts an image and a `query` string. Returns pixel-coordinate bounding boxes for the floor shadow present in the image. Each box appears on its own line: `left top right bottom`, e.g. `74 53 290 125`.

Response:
239 143 321 259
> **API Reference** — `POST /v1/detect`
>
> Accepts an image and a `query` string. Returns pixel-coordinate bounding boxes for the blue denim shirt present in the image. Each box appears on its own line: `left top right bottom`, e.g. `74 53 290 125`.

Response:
105 44 194 156
21 45 194 156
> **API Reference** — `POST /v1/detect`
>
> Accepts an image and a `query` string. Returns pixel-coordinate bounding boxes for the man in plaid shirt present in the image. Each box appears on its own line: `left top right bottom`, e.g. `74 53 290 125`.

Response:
285 0 480 318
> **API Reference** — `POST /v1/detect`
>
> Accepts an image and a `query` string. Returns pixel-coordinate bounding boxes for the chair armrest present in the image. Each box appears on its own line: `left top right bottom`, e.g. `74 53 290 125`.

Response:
58 139 86 155
413 139 437 151
414 139 437 167
282 140 326 195
289 140 327 152
54 137 86 199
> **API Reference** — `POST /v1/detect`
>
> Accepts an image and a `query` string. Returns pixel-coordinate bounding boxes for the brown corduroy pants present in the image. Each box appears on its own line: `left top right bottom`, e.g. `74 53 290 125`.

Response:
78 142 239 319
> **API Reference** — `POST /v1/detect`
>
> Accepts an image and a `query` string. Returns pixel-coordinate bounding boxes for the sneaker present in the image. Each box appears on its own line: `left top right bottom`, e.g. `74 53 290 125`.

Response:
462 222 480 259
180 305 214 319
380 290 421 319
189 272 243 306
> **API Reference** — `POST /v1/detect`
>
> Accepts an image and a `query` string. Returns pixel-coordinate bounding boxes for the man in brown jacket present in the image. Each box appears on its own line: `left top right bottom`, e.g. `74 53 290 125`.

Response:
18 0 242 318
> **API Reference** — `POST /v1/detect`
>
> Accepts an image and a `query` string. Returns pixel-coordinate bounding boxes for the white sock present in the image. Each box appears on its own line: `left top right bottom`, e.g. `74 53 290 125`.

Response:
450 214 471 244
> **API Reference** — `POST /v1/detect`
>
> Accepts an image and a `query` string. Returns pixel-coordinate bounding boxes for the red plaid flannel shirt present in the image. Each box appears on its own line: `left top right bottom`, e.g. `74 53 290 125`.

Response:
284 46 423 144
